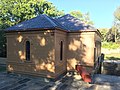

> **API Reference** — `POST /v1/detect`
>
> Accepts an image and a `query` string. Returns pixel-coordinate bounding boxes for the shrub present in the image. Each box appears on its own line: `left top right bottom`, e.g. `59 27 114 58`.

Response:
102 42 120 49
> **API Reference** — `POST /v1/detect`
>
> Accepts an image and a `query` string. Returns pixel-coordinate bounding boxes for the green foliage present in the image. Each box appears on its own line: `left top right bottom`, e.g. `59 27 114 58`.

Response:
114 6 120 21
70 11 83 20
111 26 120 42
0 0 64 57
0 0 64 28
102 42 120 49
106 26 120 42
105 53 120 60
99 28 109 41
99 27 120 42
69 11 94 25
113 6 120 42
106 28 115 42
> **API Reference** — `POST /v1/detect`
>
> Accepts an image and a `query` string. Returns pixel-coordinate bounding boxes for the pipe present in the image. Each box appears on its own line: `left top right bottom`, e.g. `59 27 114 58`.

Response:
76 65 92 83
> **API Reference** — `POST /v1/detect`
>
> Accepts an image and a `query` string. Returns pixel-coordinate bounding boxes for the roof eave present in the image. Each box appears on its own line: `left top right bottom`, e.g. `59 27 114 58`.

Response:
68 29 102 37
55 27 68 32
5 28 56 33
68 29 95 32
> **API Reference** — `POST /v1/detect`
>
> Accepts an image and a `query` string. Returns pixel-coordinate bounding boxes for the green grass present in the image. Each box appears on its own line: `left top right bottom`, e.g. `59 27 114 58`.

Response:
102 42 120 49
102 42 120 60
105 53 120 60
0 66 6 72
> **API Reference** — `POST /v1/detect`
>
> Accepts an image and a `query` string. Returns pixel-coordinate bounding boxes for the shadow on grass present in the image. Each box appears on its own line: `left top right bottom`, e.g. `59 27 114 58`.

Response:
106 57 120 60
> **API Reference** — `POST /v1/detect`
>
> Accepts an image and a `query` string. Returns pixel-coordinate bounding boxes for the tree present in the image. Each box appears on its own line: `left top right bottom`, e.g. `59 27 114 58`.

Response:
106 28 115 42
0 0 64 28
113 6 120 42
70 11 83 20
99 28 109 41
0 0 64 57
70 11 94 25
114 6 120 21
99 27 119 42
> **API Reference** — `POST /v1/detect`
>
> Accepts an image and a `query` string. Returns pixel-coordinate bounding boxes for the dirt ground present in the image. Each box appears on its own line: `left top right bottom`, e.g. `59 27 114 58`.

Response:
0 58 120 90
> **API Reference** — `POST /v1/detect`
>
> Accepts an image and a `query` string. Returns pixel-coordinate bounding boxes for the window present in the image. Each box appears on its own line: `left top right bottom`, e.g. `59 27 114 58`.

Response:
60 41 63 60
26 41 30 61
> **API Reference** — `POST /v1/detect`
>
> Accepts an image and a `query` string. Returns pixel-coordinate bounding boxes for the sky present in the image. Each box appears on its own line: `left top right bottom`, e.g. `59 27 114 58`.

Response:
48 0 120 28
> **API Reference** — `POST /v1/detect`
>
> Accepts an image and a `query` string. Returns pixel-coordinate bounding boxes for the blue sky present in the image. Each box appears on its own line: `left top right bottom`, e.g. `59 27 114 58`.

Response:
48 0 120 28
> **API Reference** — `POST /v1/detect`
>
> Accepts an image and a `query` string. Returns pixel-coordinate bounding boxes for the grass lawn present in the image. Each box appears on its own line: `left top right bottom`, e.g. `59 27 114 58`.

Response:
105 53 120 60
0 66 6 72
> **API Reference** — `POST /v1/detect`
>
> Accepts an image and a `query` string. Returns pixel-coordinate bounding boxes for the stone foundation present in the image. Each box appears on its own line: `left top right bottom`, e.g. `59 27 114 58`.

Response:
102 60 120 76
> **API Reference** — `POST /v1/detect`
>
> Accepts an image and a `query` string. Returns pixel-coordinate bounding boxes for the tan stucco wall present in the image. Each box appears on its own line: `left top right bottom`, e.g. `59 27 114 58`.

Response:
95 32 101 57
6 30 56 78
54 30 67 77
67 31 101 72
6 29 101 78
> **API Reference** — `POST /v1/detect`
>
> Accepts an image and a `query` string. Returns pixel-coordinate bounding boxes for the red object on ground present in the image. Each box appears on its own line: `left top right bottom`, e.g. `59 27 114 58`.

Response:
76 65 92 83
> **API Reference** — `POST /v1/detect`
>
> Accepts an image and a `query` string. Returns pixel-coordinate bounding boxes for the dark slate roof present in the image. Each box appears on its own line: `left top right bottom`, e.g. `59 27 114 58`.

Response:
6 14 66 31
6 14 96 31
47 16 67 30
55 14 96 31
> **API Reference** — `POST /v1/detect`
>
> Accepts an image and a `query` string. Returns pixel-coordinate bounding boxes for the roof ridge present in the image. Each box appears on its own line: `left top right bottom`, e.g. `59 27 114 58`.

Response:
5 14 96 31
50 17 68 30
55 14 96 31
43 15 57 27
58 14 85 24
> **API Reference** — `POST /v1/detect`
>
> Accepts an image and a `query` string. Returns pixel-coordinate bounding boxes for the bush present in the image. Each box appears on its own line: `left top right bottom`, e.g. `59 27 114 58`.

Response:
102 42 120 49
